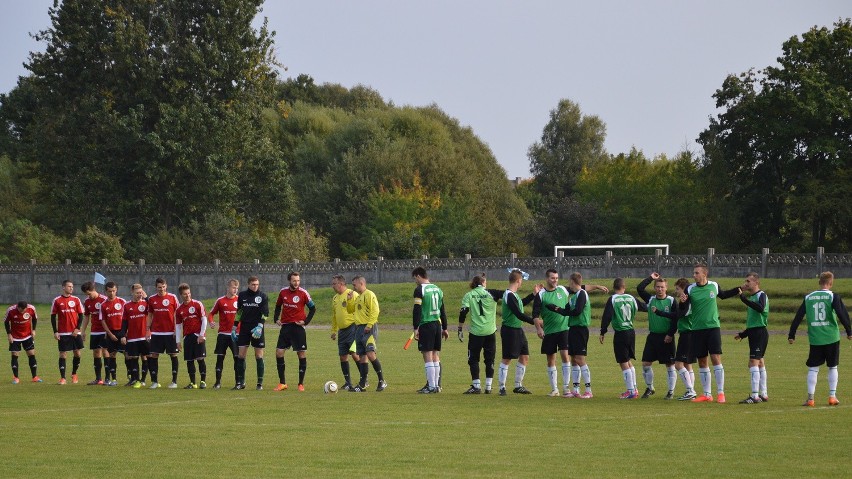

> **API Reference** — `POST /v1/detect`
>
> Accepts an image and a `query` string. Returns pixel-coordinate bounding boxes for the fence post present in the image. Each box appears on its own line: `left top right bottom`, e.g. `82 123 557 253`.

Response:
64 259 71 280
334 258 340 276
557 251 564 277
377 256 384 284
253 259 259 277
654 249 662 273
29 259 36 305
510 253 516 270
817 246 824 275
138 259 145 286
605 251 613 277
214 259 220 290
707 248 715 268
176 259 182 286
761 248 769 278
464 254 471 279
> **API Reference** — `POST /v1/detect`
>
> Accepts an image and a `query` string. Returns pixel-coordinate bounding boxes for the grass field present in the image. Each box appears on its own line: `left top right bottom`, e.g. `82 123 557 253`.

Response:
1 278 851 477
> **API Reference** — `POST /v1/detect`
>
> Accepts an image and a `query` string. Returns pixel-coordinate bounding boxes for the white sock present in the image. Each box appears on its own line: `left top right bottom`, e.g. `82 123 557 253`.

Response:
547 366 557 390
428 362 439 388
666 366 676 392
828 366 838 397
713 364 725 394
759 366 767 396
498 363 509 388
690 370 695 387
678 367 694 392
571 365 581 390
580 365 591 392
807 367 819 396
424 362 432 387
561 362 571 390
472 378 481 389
622 369 633 392
699 367 711 396
749 366 760 397
630 365 637 391
642 365 654 388
485 377 493 389
515 363 526 388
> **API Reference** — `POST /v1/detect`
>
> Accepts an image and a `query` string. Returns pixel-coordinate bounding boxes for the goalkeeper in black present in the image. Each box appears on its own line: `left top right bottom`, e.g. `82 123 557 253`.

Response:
234 275 269 390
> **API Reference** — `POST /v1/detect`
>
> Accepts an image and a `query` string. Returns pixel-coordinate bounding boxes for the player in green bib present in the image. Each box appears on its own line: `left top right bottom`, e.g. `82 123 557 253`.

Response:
600 278 643 399
683 263 741 403
788 271 852 406
653 277 698 400
733 273 770 404
532 269 572 397
458 274 503 394
498 269 539 395
637 272 678 399
412 267 447 394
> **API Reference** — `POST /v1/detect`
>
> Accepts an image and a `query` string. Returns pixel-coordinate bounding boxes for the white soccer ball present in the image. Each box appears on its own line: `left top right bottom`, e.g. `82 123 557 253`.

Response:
323 380 338 394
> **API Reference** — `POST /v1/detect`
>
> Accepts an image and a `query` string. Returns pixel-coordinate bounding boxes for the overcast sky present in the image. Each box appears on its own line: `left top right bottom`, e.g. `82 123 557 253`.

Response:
1 1 849 178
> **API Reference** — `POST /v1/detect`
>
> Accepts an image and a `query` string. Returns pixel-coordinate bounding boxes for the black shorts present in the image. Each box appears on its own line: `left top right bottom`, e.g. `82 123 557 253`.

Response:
613 329 636 364
541 330 570 355
468 333 497 364
691 327 723 358
125 340 150 358
806 341 840 368
567 326 589 357
417 321 442 352
500 326 529 360
183 335 207 360
58 334 84 352
675 331 696 364
149 334 179 355
89 333 105 350
746 327 769 360
355 324 378 355
642 332 675 364
103 330 124 354
276 323 308 351
9 337 35 352
214 334 237 356
336 325 357 356
236 324 265 348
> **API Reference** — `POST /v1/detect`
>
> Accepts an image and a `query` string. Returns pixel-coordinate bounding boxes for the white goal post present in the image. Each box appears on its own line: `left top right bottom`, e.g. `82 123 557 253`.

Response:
554 244 670 257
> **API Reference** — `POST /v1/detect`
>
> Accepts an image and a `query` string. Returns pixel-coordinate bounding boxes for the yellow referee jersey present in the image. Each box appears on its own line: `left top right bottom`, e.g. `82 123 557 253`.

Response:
346 289 380 327
331 289 357 333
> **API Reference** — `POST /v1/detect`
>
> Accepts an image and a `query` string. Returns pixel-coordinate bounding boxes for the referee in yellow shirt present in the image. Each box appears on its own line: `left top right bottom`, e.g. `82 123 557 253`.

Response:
330 275 360 391
346 275 387 392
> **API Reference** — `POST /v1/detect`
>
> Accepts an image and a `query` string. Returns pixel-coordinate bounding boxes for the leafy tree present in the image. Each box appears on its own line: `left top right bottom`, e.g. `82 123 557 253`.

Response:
698 19 852 250
63 225 129 264
0 219 62 263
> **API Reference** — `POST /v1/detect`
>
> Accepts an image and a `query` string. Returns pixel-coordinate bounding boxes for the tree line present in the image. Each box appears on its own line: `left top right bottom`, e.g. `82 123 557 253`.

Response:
0 1 848 263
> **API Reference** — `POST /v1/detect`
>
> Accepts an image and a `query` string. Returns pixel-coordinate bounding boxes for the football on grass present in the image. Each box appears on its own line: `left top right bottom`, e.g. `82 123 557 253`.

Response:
323 380 338 393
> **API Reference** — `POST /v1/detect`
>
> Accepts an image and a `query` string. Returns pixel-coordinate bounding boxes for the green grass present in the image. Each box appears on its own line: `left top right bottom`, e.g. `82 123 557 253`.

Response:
2 278 851 477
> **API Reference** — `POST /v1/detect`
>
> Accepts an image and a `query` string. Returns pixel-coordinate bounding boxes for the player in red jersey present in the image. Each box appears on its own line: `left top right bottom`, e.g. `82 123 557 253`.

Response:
208 279 239 389
51 280 85 384
145 277 180 389
99 282 127 386
5 301 42 383
120 284 149 388
80 282 107 385
273 272 316 392
176 283 208 389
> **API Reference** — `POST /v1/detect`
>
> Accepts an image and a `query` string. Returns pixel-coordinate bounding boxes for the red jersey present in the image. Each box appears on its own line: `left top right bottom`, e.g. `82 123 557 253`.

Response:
100 297 127 331
176 299 207 337
122 300 148 342
276 287 313 323
210 295 238 334
147 293 178 335
51 294 84 335
84 294 107 333
5 304 37 340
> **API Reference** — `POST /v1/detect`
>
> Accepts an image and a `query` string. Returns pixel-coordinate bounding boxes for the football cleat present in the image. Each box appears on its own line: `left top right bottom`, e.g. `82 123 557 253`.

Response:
641 388 655 399
498 387 507 396
578 391 594 399
199 381 206 389
512 386 532 395
273 383 288 391
213 383 221 390
256 384 263 391
233 383 246 390
562 390 577 398
548 389 560 397
167 382 178 389
132 381 142 389
139 381 146 387
828 397 840 406
802 399 815 407
739 396 761 404
758 395 769 402
32 376 43 383
463 385 482 394
716 393 726 404
692 394 713 402
678 391 697 401
184 383 197 389
416 384 431 394
71 374 79 384
12 377 19 384
484 388 492 395
341 383 353 392
376 380 387 392
297 384 305 392
58 378 67 385
86 379 100 385
619 390 639 399
664 390 674 400
418 387 439 394
149 382 161 389
349 385 366 392
125 379 137 387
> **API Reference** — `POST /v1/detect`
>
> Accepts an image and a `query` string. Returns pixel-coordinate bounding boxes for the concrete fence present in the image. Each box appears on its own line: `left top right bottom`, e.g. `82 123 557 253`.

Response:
2 247 850 304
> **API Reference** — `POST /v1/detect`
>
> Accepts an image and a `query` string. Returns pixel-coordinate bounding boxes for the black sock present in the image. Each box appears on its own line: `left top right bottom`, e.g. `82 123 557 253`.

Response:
72 355 80 374
28 355 37 377
256 358 264 385
141 359 148 382
129 357 139 381
11 356 19 379
94 357 103 381
198 360 206 382
109 357 117 381
358 362 368 387
298 357 306 385
149 356 159 384
234 357 243 384
276 357 286 384
341 361 351 385
371 359 384 382
171 356 179 383
59 357 66 379
187 361 196 384
124 359 132 380
215 356 225 384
